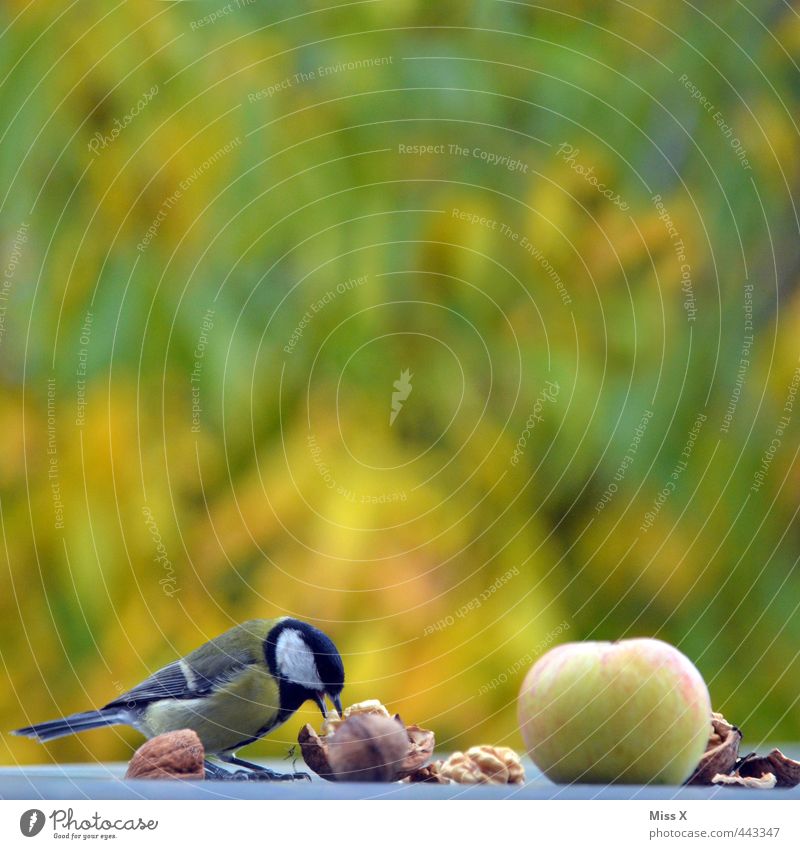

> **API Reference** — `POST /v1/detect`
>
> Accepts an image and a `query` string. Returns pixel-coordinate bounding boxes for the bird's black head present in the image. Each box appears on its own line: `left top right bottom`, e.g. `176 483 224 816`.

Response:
264 619 344 720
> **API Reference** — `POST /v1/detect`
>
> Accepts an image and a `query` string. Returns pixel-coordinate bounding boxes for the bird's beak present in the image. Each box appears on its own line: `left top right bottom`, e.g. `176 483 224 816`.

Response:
331 693 342 717
313 692 328 719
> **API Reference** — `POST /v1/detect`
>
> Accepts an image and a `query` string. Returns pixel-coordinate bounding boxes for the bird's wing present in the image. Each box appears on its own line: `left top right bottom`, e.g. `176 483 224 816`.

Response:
102 660 214 708
103 624 272 709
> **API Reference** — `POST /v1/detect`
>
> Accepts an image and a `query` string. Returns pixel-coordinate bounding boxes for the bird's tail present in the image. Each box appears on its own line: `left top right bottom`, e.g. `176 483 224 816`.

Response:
13 709 126 742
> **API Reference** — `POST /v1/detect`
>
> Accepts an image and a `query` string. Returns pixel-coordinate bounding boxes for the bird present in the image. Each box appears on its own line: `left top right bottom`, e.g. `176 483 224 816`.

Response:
14 617 344 781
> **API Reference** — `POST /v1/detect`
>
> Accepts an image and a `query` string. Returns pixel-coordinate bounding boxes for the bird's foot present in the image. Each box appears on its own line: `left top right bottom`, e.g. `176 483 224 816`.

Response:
230 767 311 782
204 760 232 781
213 755 312 782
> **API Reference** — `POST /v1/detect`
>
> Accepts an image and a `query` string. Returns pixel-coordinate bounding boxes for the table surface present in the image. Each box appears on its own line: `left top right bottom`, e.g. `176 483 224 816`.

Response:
2 759 800 800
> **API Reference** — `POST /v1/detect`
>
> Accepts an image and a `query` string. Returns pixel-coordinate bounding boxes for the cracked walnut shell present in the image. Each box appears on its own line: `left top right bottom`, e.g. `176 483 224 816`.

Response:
686 712 800 789
326 714 410 782
321 699 391 737
731 749 800 789
298 699 436 782
686 713 742 786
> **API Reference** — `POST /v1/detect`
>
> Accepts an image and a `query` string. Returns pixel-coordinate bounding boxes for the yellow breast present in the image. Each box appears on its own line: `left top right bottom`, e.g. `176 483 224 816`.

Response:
140 667 282 753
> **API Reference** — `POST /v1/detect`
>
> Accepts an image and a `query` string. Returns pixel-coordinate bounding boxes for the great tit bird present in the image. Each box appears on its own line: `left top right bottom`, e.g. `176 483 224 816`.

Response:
14 618 344 780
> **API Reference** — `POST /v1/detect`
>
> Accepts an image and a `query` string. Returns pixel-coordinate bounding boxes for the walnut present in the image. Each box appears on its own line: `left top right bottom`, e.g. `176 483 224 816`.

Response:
439 746 525 785
327 714 410 782
403 761 450 784
712 772 777 790
401 722 436 777
298 699 436 782
126 730 205 780
687 712 800 789
321 699 391 736
686 713 742 785
297 724 334 781
735 749 800 788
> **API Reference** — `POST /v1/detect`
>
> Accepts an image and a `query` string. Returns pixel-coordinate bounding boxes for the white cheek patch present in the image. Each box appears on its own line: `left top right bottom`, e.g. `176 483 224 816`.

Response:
276 629 322 689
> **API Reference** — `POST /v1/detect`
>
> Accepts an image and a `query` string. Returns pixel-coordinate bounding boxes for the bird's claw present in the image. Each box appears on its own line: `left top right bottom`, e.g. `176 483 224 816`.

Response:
204 755 312 782
228 767 311 782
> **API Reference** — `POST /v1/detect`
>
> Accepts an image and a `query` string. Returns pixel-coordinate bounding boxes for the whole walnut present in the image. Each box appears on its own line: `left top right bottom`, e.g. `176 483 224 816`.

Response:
126 730 205 780
327 714 411 782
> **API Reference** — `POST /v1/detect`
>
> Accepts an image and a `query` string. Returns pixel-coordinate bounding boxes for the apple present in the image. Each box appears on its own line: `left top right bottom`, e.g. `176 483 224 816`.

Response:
518 638 711 785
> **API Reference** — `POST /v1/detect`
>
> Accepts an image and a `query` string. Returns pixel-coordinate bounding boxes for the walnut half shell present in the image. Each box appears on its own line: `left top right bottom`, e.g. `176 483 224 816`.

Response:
687 712 800 789
326 714 410 782
686 713 742 785
734 749 800 788
298 700 435 782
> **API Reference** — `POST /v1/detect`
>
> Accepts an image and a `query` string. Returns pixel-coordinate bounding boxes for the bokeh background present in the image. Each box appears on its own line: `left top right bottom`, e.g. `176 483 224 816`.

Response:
2 0 800 766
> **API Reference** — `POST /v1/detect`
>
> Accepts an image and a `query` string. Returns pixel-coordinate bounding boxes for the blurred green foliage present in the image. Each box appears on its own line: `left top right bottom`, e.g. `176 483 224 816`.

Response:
2 0 800 765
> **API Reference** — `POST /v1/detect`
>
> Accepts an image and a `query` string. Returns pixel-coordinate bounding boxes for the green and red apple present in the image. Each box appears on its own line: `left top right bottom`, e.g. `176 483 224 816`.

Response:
518 638 711 785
